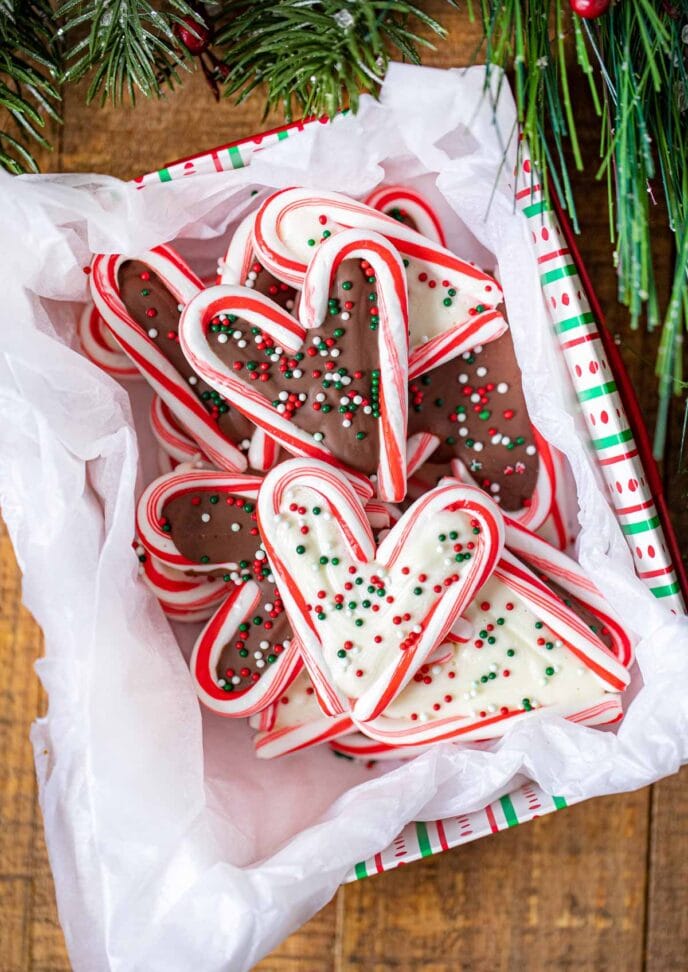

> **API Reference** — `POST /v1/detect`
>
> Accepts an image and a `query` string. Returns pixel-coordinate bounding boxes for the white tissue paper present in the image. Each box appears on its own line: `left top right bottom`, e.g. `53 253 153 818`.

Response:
0 63 686 971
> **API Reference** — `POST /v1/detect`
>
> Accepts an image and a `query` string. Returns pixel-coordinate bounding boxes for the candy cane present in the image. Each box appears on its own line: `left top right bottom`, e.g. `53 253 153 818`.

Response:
78 302 142 379
251 670 355 759
257 458 505 721
252 188 507 372
298 229 409 501
190 582 304 717
137 547 227 620
364 185 447 246
503 516 636 667
136 469 264 570
90 244 247 472
150 394 207 465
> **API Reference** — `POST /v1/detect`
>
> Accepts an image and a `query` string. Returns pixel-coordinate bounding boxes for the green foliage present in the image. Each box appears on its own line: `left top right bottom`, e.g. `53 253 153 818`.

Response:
0 0 61 173
57 0 198 104
214 0 455 119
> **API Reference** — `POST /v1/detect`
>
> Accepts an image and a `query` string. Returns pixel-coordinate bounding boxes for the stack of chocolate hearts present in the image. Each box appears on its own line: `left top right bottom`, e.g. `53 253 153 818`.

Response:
86 186 634 760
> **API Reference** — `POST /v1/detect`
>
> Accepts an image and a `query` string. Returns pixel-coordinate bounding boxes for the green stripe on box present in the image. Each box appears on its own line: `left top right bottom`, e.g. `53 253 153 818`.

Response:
621 515 661 536
555 310 595 334
158 168 172 182
552 795 567 810
228 145 244 169
523 200 548 218
591 427 633 451
541 263 577 286
277 130 290 141
499 795 519 828
577 380 618 402
415 821 433 857
354 861 368 880
651 580 681 598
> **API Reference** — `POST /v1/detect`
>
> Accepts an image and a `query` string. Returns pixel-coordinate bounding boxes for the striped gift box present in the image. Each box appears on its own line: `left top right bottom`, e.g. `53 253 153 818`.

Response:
134 112 686 880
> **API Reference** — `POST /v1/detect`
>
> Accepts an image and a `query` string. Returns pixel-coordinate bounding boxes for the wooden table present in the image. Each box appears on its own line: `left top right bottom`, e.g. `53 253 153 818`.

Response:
2 8 687 970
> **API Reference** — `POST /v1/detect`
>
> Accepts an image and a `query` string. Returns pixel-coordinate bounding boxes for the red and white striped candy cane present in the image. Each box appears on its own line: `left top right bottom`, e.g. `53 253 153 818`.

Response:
364 185 447 246
136 469 263 570
150 394 207 465
355 551 630 747
90 244 247 472
298 228 409 501
190 582 304 717
329 733 431 761
78 302 142 380
251 669 354 759
137 545 227 621
503 516 636 667
257 458 505 722
252 187 507 374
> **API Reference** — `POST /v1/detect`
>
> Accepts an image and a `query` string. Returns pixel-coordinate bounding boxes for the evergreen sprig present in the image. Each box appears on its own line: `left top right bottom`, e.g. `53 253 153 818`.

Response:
0 0 61 173
214 0 455 119
57 0 198 104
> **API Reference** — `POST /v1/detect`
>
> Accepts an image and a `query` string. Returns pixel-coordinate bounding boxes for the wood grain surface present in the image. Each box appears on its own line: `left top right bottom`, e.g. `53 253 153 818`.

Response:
1 7 687 970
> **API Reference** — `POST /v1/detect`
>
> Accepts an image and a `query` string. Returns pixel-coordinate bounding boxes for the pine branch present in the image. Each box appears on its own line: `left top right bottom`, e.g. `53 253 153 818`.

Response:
214 0 457 121
57 0 199 104
0 0 61 173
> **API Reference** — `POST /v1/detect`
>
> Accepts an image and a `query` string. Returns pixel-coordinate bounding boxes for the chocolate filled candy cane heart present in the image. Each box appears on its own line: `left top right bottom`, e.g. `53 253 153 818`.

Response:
136 469 302 715
90 245 252 471
407 330 567 540
252 187 508 374
257 458 505 721
357 544 631 747
180 229 409 502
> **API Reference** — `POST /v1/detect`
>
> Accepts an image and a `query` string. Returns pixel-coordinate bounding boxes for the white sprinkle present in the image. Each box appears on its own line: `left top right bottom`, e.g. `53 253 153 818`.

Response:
341 396 350 406
279 391 289 401
238 339 247 349
256 660 265 669
470 393 480 403
476 366 487 377
188 375 197 385
459 373 469 384
473 442 484 452
502 437 511 446
148 327 158 338
201 512 210 523
244 279 255 289
474 345 483 353
254 650 263 660
248 271 257 281
241 439 251 449
217 333 228 344
491 434 502 445
286 299 295 311
255 550 266 560
313 432 324 441
431 664 442 675
526 445 537 456
497 382 508 393
419 712 429 723
459 427 468 437
231 523 241 532
232 676 241 685
276 404 286 414
353 395 363 405
233 330 242 339
363 405 372 415
490 483 500 493
330 349 340 358
298 393 307 401
293 368 303 378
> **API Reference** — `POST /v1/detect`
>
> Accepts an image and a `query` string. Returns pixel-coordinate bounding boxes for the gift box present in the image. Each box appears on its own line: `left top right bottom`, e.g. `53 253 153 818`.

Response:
1 64 687 971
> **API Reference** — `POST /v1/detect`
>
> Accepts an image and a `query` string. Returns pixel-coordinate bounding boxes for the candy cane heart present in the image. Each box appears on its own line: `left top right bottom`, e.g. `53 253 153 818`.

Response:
251 669 355 758
180 230 411 502
503 516 636 667
136 469 264 572
78 301 142 380
190 579 304 717
364 184 447 246
90 244 248 472
257 458 505 722
355 549 629 748
252 187 507 374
